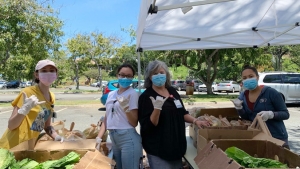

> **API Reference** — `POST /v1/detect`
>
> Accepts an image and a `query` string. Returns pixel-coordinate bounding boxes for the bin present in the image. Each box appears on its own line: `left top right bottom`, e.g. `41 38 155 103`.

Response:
186 82 194 95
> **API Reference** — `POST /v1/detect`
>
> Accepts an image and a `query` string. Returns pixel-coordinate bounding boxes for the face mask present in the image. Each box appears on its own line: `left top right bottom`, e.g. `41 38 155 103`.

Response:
152 73 166 87
39 72 57 86
118 78 132 88
243 78 258 90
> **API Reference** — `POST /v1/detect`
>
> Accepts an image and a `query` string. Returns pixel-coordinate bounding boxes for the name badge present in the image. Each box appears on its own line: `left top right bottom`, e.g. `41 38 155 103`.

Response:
174 100 183 108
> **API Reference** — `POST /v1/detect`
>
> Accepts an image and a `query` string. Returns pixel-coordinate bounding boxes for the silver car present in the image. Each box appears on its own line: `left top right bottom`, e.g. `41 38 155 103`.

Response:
258 72 300 104
0 81 7 89
217 81 240 93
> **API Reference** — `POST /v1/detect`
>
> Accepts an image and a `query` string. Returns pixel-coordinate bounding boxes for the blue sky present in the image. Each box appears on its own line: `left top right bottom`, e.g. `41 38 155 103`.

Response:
50 0 141 44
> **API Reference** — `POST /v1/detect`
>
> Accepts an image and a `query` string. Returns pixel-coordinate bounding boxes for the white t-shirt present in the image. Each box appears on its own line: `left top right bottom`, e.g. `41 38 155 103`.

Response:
105 87 139 129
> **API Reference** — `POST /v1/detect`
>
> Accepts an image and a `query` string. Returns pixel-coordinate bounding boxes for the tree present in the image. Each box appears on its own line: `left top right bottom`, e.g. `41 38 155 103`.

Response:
268 46 291 71
165 49 223 94
217 48 271 81
289 45 300 69
66 34 90 89
0 0 63 70
88 32 119 88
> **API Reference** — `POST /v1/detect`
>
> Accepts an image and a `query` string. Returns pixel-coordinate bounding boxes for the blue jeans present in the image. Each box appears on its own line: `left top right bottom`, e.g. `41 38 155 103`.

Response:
109 128 142 169
147 154 183 169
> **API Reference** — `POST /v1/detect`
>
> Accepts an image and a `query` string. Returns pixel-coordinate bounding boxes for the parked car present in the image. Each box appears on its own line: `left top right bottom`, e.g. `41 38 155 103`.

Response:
25 81 32 87
217 81 240 93
98 81 108 87
20 82 26 88
258 72 300 104
100 79 145 105
91 81 108 87
198 82 218 92
184 79 202 91
171 80 185 91
6 80 20 89
0 81 7 89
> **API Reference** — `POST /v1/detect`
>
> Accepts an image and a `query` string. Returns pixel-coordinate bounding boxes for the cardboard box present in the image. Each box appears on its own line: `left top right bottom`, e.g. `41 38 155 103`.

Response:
10 138 115 168
189 107 246 147
196 129 284 153
74 150 116 169
195 140 300 169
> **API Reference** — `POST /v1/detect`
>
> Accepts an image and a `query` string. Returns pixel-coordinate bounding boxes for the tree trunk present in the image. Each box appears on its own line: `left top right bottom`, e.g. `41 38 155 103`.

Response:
76 63 79 90
205 83 214 95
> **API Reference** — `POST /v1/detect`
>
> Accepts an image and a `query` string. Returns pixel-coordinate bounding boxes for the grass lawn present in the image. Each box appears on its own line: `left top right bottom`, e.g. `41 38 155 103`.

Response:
181 94 239 102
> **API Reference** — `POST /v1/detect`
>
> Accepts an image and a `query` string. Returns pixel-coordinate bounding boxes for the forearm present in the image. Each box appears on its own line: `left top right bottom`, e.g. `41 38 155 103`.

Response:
184 114 197 124
8 108 25 130
150 109 161 126
125 110 138 127
45 126 59 139
273 111 290 120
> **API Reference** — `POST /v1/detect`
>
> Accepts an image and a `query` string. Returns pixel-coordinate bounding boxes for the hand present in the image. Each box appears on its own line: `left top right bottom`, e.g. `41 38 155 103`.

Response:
18 92 46 116
117 95 130 113
257 111 274 121
149 96 168 110
54 135 63 142
230 99 243 110
195 120 210 129
95 136 102 150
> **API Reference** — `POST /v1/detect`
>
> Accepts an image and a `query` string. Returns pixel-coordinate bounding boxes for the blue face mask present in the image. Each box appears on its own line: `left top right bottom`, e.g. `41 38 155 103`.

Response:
118 78 132 88
152 73 166 87
243 78 258 90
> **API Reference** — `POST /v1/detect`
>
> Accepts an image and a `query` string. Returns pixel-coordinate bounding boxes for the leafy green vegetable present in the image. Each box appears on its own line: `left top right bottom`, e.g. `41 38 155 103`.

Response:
225 147 288 168
65 164 75 169
0 148 15 169
21 159 39 169
34 160 58 169
49 151 80 168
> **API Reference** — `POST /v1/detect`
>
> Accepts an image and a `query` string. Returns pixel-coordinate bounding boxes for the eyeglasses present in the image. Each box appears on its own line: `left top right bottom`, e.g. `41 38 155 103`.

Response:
118 74 133 79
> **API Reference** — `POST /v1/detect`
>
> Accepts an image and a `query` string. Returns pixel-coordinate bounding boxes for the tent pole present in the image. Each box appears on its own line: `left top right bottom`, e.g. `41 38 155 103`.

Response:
137 51 142 95
157 0 235 11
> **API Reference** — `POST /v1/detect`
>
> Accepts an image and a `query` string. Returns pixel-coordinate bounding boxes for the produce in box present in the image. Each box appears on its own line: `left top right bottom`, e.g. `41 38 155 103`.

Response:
225 146 288 168
0 148 80 169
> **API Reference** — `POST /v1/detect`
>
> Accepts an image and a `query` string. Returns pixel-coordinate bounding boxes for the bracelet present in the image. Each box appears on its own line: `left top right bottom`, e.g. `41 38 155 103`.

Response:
193 118 198 124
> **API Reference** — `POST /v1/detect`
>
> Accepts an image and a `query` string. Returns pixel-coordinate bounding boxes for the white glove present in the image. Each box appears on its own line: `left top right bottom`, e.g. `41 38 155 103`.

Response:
257 111 274 121
117 95 130 113
230 99 243 110
55 135 63 142
18 92 45 116
149 96 168 110
95 136 102 150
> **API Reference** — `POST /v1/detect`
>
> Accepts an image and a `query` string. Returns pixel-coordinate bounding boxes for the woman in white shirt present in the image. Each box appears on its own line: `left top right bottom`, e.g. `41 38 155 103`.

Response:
96 63 142 169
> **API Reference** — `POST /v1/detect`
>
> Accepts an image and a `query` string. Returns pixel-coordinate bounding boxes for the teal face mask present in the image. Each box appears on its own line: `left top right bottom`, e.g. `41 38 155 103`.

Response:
118 78 133 88
243 78 258 90
152 73 166 87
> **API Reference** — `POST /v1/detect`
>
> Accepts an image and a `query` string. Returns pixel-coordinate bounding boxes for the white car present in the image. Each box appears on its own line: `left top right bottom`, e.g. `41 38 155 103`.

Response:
217 81 240 93
198 82 218 92
25 81 32 87
0 81 7 89
258 72 300 104
91 81 108 87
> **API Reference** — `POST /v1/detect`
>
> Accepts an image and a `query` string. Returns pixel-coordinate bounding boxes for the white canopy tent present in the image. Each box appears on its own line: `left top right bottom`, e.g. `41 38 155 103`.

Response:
136 0 300 51
135 0 300 85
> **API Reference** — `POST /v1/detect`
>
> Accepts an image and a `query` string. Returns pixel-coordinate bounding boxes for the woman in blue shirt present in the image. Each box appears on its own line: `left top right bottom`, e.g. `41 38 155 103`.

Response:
231 65 290 149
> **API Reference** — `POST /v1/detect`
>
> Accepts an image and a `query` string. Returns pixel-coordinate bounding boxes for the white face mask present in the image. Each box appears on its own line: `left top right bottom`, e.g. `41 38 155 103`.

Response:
39 72 57 86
